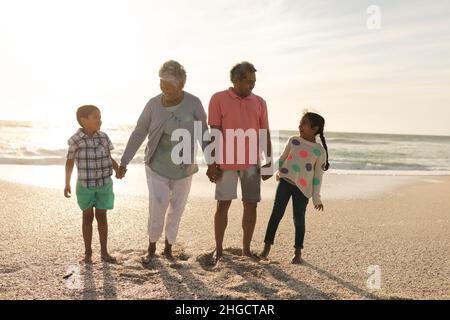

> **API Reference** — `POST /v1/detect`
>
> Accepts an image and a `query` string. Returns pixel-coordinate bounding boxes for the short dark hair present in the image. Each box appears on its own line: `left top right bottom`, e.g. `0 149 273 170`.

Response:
76 105 100 127
230 61 257 82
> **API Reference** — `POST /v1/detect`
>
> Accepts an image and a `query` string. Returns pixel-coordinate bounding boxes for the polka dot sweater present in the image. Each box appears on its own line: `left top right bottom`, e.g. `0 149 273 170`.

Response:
278 136 327 206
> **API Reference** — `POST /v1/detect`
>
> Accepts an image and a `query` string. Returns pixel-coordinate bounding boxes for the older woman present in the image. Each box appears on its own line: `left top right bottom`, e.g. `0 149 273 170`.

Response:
118 60 208 262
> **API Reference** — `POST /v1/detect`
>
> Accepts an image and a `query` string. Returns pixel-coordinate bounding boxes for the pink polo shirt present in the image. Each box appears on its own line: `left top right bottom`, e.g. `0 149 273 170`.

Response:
208 88 270 170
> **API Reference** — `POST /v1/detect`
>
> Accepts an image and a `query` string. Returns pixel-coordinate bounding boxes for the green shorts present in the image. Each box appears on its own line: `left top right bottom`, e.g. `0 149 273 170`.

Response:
76 180 114 211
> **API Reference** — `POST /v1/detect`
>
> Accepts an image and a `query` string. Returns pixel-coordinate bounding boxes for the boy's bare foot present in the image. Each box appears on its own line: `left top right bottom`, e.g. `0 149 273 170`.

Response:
260 244 271 259
101 253 117 264
82 252 93 263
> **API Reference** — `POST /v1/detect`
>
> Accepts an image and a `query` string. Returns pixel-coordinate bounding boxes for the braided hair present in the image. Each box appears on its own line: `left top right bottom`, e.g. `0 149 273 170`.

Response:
303 112 330 171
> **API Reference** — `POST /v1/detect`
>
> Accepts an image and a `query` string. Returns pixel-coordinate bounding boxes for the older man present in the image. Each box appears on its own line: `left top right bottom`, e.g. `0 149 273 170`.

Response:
207 61 272 261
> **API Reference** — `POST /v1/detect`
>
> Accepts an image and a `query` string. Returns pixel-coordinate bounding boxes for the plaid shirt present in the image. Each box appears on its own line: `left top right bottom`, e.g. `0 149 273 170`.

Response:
67 129 114 188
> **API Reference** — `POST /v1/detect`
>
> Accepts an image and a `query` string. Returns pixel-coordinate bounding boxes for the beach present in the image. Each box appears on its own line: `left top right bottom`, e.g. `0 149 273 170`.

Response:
0 164 449 300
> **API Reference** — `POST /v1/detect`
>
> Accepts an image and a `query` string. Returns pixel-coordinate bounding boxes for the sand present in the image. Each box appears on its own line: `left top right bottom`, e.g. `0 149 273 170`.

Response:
0 167 449 300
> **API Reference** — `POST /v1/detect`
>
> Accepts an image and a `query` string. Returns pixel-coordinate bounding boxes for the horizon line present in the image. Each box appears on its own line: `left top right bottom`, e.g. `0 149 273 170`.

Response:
1 118 449 138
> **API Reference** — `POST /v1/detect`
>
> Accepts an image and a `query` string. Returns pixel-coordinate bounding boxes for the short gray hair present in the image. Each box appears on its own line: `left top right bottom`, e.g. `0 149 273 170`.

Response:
230 61 257 82
159 60 186 85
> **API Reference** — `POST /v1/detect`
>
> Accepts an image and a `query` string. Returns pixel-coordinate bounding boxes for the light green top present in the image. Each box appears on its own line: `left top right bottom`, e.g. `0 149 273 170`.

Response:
149 102 199 179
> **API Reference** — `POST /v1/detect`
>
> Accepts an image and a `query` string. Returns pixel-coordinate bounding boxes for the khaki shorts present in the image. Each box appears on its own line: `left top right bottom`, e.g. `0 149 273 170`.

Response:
215 165 261 203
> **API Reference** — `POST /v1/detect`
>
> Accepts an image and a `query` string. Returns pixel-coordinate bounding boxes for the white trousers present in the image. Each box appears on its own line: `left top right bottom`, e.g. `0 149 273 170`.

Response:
145 166 193 245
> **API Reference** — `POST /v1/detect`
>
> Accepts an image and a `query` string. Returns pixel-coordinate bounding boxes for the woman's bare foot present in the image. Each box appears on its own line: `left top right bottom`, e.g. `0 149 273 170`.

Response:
142 241 156 264
101 253 117 263
142 254 154 264
164 239 174 261
260 244 271 259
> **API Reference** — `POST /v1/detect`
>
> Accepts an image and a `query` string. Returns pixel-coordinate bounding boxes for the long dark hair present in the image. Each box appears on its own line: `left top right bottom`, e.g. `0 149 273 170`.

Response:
303 112 330 171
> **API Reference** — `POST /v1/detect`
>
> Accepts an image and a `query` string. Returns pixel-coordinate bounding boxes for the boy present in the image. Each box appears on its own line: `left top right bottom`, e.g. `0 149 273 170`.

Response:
64 105 118 263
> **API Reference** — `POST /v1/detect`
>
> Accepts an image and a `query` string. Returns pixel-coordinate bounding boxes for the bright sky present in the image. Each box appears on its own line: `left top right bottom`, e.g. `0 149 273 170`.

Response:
1 0 449 135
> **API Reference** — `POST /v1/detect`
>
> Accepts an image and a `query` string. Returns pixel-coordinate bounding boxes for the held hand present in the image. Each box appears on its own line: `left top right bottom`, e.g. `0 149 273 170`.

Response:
260 162 273 181
116 165 127 179
314 204 324 211
64 185 71 198
206 164 216 183
206 164 222 183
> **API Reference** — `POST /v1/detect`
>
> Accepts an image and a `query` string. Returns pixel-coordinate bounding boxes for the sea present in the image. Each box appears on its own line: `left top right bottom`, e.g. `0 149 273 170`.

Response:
1 120 450 176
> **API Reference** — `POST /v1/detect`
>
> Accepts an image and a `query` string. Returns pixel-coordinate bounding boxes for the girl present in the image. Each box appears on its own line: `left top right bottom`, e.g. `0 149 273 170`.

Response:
260 112 329 264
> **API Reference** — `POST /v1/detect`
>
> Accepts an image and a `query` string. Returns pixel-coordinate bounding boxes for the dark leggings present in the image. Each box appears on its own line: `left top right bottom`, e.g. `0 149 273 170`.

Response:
264 178 309 249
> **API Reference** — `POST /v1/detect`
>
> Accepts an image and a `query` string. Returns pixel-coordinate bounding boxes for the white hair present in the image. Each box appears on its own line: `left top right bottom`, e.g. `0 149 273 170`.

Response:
159 60 186 85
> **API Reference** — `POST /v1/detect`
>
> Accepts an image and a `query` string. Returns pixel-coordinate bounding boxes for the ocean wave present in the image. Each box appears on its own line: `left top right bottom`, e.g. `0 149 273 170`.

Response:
2 123 450 172
0 156 145 166
330 161 432 171
0 120 34 128
0 157 66 165
326 138 391 145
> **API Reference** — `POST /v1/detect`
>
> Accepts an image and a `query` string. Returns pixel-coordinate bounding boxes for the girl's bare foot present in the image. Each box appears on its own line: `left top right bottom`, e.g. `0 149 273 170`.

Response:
291 255 302 264
291 248 302 264
260 244 271 259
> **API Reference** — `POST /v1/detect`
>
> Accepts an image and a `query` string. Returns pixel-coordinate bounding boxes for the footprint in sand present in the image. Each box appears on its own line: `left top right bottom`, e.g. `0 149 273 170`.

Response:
196 247 263 272
196 251 217 271
119 272 157 285
0 265 22 274
177 251 190 261
224 247 243 256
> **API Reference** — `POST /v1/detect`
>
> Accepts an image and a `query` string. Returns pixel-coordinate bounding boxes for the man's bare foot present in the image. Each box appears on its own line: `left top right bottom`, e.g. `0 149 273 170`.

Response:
214 248 223 263
260 244 271 259
242 250 260 260
101 253 117 263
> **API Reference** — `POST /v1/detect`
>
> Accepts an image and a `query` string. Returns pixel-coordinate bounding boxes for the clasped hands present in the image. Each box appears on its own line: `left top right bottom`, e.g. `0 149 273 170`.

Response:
115 165 127 179
206 162 274 183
